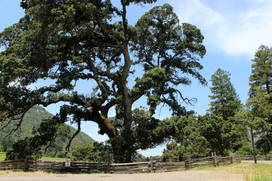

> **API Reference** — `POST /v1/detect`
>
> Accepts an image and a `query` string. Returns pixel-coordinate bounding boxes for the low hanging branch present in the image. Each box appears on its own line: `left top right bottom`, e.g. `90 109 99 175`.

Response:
66 121 81 152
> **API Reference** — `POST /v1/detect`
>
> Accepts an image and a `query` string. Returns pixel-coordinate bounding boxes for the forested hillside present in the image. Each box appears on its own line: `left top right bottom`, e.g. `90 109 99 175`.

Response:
0 106 94 157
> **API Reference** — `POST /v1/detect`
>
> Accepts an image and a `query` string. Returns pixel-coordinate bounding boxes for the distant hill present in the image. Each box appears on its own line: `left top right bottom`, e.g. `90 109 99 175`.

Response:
0 106 95 157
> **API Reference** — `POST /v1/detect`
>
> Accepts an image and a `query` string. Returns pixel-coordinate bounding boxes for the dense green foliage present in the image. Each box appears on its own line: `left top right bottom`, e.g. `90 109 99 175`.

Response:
208 69 241 119
0 152 67 161
202 69 242 155
71 143 112 162
161 116 210 161
162 69 244 159
247 45 272 155
0 0 206 162
0 106 94 158
0 152 5 161
109 108 165 161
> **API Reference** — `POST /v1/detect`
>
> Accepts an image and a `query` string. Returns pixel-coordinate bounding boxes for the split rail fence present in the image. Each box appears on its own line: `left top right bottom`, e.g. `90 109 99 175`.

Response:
240 155 272 160
0 155 241 173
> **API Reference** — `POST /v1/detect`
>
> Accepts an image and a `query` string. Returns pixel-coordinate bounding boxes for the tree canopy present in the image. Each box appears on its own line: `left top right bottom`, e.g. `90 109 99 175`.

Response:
247 45 272 154
0 1 206 162
161 116 210 161
202 69 242 155
208 68 241 119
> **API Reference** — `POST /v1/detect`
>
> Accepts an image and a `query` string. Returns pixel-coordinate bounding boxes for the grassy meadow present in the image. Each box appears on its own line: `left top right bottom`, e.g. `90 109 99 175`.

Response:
0 152 66 162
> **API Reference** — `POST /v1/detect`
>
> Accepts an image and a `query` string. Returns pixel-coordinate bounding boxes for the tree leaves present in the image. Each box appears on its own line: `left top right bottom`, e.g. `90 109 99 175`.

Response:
0 1 206 161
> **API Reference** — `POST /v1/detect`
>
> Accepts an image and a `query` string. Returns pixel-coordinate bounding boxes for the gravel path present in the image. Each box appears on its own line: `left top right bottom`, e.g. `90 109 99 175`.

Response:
0 170 244 181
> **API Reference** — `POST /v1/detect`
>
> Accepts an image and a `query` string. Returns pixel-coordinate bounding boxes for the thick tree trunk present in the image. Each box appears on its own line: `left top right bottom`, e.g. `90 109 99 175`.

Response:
121 47 133 131
104 1 135 163
110 46 135 163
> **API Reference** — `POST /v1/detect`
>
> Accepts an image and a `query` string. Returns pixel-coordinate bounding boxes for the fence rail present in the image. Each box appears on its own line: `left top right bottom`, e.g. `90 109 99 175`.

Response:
0 156 241 173
240 155 272 160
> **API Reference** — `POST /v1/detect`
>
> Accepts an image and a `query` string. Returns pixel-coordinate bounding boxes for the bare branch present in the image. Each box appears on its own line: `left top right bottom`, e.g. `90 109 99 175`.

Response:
66 121 81 152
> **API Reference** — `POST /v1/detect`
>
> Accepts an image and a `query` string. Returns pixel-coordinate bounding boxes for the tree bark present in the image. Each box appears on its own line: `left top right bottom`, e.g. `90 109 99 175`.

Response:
91 109 118 138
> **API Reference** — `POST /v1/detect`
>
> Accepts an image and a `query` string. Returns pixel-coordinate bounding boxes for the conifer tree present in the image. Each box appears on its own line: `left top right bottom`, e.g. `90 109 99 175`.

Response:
247 45 272 154
202 68 242 155
209 68 241 119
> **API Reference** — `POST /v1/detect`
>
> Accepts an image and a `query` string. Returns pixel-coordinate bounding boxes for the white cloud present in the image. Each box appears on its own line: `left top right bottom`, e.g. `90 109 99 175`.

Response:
174 0 272 57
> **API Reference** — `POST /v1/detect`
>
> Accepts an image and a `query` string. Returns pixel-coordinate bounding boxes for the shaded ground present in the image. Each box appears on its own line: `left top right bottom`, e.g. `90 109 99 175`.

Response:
0 170 244 181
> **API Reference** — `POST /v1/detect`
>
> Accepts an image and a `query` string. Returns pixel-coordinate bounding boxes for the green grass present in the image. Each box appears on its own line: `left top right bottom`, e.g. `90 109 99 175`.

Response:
246 175 272 181
192 162 272 181
193 162 272 172
0 152 66 161
0 152 6 161
40 157 66 161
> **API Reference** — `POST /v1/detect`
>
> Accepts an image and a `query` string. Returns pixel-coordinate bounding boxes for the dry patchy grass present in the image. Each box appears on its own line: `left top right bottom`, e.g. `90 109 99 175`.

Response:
193 162 272 181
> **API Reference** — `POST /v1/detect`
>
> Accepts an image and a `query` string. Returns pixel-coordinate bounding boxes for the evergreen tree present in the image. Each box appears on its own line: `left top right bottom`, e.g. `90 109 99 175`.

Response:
0 1 206 162
208 69 241 119
202 68 242 155
160 116 210 161
247 45 272 154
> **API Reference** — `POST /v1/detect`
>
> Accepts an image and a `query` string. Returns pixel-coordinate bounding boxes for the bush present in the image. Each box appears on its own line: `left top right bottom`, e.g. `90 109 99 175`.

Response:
71 143 112 162
266 151 272 157
235 141 253 156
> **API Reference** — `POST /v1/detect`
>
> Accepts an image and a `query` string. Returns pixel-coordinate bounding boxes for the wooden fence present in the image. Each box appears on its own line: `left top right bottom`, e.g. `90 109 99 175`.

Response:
240 155 272 160
0 156 241 173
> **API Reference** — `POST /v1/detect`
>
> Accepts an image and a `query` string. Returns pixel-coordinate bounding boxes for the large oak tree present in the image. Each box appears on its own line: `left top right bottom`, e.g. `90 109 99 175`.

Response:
0 0 206 162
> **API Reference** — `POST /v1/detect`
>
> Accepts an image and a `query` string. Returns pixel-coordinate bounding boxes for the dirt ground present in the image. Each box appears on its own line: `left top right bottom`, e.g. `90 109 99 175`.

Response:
0 170 244 181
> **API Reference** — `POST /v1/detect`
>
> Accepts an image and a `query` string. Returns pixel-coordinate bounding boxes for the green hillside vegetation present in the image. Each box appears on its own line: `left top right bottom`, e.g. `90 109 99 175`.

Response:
0 106 94 158
0 152 66 162
0 152 5 161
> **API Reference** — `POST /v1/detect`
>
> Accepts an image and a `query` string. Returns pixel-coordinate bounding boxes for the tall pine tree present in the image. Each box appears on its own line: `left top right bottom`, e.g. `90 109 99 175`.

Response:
247 45 272 154
201 68 242 155
209 69 241 119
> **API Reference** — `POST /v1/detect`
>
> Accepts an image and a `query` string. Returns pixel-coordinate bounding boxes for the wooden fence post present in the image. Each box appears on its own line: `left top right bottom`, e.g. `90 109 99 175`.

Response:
185 156 192 169
238 155 241 163
213 153 218 167
24 159 29 172
149 156 156 172
230 156 233 164
106 152 112 173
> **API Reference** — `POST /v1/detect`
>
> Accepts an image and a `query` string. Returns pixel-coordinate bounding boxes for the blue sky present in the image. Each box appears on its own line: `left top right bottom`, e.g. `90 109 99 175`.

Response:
1 0 272 156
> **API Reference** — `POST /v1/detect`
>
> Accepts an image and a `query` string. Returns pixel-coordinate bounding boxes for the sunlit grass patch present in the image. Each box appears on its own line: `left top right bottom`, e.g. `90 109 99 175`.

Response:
246 175 272 181
0 152 66 161
39 157 66 161
192 162 272 179
214 163 272 175
0 152 6 161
